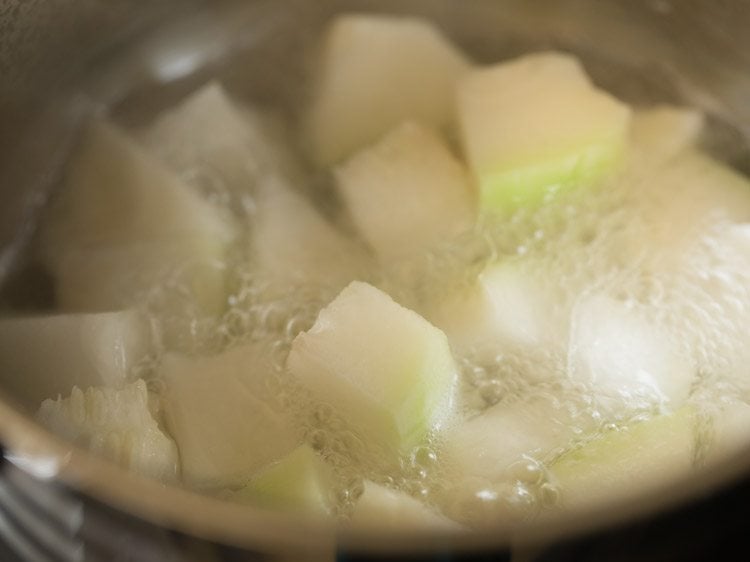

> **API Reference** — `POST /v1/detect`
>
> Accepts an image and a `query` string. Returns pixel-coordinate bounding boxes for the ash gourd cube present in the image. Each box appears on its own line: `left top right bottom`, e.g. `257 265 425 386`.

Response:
335 122 475 262
447 404 696 511
159 343 299 489
287 281 458 456
37 380 179 482
622 107 750 270
231 445 333 515
429 260 560 360
705 400 750 468
0 310 151 406
629 150 750 269
37 120 236 346
458 52 632 214
252 177 370 290
568 295 694 418
139 81 297 196
628 105 705 171
548 408 696 512
443 294 694 483
308 14 471 166
350 481 462 531
444 395 581 483
140 82 369 290
708 224 750 340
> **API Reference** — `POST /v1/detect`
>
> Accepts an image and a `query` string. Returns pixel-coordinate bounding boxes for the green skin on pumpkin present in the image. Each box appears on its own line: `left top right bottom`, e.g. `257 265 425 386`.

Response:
478 136 625 213
549 407 696 511
233 445 333 515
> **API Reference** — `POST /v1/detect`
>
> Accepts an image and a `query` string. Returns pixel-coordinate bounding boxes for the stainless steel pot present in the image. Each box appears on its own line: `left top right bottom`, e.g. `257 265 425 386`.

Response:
1 1 750 560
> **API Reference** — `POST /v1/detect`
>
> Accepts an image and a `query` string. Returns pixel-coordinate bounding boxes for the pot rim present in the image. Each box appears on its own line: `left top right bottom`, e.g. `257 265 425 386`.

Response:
1 390 749 556
2 0 750 555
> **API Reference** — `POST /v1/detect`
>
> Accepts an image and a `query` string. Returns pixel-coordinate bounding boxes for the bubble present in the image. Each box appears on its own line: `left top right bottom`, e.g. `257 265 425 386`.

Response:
182 162 233 207
309 429 328 451
506 482 537 514
412 446 439 468
348 479 365 501
507 458 545 485
479 379 504 406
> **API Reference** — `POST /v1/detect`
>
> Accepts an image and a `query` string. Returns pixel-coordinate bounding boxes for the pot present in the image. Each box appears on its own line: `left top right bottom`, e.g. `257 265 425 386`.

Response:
1 1 749 560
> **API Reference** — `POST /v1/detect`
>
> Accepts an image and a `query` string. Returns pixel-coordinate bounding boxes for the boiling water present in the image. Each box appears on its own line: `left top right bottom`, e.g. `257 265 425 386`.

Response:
131 151 750 525
3 0 750 528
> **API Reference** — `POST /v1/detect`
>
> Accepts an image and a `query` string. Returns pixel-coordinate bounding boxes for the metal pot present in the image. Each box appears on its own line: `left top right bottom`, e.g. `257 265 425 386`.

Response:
1 1 750 560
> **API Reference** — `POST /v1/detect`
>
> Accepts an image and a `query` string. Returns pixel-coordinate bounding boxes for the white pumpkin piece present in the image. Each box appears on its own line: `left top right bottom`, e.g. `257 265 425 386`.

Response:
429 260 560 360
444 396 580 483
627 150 750 270
160 343 298 489
718 222 750 257
568 295 694 419
628 105 704 171
349 480 462 532
307 14 470 166
287 282 457 456
549 408 696 513
335 122 475 262
252 178 370 291
704 400 750 468
36 120 236 346
458 51 631 215
50 238 227 317
37 379 179 482
139 81 294 196
231 445 333 516
0 310 151 406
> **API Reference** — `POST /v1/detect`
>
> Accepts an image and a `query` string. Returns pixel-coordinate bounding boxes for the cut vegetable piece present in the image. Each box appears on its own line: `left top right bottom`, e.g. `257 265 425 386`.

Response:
629 105 704 169
550 408 696 512
40 120 235 258
720 222 750 257
682 223 750 372
350 481 461 531
458 52 631 214
445 396 580 482
629 150 750 268
429 261 569 366
252 178 369 289
335 122 474 262
430 261 559 358
37 380 179 482
37 120 236 342
232 445 332 515
705 400 750 467
0 310 151 406
307 14 470 166
160 344 298 488
50 239 226 317
139 81 293 194
568 295 693 417
287 282 457 455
